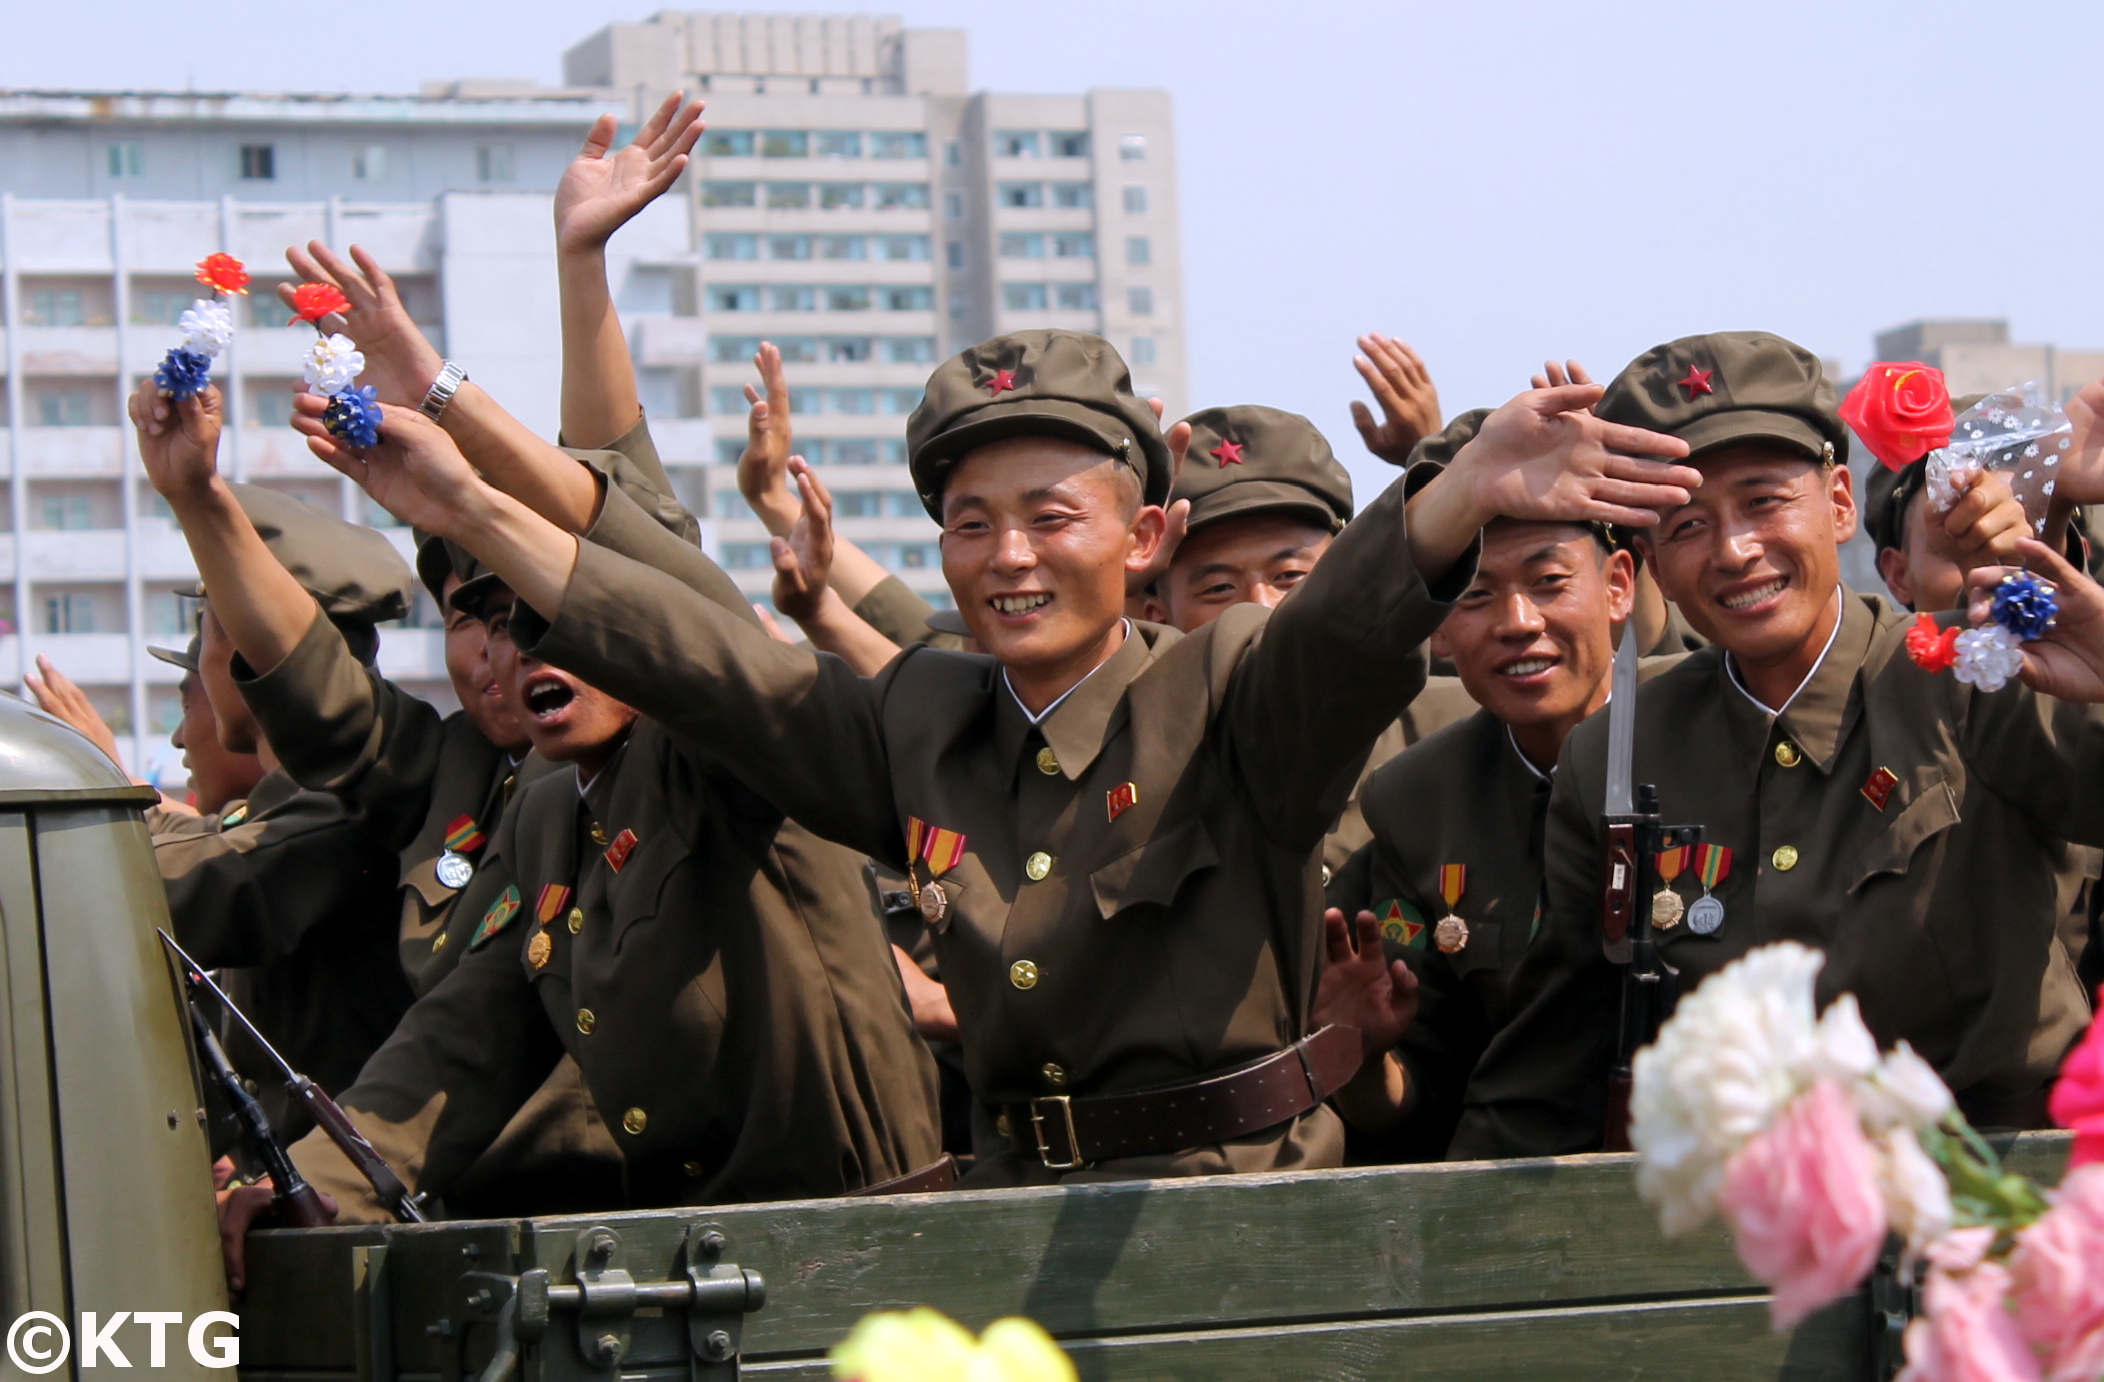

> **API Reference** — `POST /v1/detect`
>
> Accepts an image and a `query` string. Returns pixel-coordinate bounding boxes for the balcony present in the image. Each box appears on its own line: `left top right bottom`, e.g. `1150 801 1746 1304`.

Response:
17 326 119 374
16 426 126 476
0 634 150 685
21 529 131 581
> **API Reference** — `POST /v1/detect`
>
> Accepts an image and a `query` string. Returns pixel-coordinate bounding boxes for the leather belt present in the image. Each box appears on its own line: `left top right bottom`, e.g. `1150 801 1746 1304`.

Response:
1001 1025 1362 1170
849 1153 959 1196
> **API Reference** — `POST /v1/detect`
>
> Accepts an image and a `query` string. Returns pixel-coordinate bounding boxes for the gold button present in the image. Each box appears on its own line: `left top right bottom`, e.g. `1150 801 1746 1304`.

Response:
622 1107 648 1135
1009 959 1039 990
1036 746 1060 776
1774 741 1802 768
1024 851 1053 882
432 930 448 953
1040 1062 1068 1087
590 823 608 845
567 906 584 934
682 1160 704 1178
1321 864 1332 886
1771 845 1799 872
575 1007 596 1034
995 1114 1013 1137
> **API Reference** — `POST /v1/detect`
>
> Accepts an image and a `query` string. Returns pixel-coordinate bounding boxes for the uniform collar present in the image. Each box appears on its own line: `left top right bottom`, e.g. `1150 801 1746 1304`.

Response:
1720 586 1872 774
996 620 1155 781
1504 723 1554 783
242 769 301 816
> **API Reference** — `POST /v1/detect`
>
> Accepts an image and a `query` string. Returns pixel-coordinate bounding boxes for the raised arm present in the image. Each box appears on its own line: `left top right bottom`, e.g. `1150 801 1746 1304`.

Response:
771 458 908 674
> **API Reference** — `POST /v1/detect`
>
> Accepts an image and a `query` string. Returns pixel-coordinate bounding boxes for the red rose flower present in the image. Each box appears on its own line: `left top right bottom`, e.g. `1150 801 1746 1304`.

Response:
1839 362 1953 472
194 252 250 295
1905 612 1959 673
290 282 351 324
2050 990 2104 1167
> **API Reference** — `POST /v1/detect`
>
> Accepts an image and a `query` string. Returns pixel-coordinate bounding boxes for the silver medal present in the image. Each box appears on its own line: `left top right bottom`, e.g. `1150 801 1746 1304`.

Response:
1687 893 1726 936
436 851 475 890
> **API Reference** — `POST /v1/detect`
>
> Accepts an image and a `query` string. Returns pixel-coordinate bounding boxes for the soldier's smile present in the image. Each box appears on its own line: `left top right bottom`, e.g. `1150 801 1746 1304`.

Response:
522 672 579 723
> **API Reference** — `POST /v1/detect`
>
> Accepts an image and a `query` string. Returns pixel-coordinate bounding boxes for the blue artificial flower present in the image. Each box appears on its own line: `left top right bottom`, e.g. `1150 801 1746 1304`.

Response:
323 385 383 449
1990 570 2059 641
154 347 214 400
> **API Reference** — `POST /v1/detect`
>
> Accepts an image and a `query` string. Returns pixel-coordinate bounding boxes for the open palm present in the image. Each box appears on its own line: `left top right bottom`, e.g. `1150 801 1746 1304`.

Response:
555 94 706 254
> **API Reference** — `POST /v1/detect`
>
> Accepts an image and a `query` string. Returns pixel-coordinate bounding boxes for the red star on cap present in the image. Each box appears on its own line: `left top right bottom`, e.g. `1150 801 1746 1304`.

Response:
985 369 1018 396
1678 366 1715 400
1211 437 1245 467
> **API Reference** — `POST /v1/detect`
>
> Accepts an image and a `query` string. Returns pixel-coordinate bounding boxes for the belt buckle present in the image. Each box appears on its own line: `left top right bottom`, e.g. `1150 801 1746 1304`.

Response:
1028 1096 1083 1170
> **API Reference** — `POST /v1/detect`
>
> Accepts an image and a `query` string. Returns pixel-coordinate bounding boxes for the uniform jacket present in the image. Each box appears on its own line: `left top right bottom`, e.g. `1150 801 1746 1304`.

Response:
1454 590 2103 1158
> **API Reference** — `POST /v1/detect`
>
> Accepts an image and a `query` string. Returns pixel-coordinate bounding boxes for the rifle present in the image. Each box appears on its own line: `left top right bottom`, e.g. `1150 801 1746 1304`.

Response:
161 930 427 1224
184 994 332 1227
1597 632 1701 1152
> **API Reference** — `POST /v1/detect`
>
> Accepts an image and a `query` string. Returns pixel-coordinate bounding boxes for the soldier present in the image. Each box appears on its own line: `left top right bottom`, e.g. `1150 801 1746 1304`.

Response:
311 327 1698 1184
1453 331 2104 1159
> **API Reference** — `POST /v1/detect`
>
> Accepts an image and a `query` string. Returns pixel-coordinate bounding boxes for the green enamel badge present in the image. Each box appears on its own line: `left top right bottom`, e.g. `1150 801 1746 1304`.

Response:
470 884 522 951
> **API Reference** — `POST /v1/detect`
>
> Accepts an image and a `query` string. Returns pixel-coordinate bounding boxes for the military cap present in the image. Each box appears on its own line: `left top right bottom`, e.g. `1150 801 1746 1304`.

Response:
1174 406 1353 534
1597 332 1848 465
178 484 412 628
448 559 511 621
412 528 453 606
1863 393 1988 555
148 634 200 672
906 330 1171 519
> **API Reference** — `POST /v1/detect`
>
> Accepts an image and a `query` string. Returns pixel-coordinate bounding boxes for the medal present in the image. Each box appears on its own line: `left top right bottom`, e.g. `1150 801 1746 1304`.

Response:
527 930 553 970
904 817 968 933
1435 864 1469 955
1687 844 1732 936
436 851 475 890
918 880 949 927
1651 845 1688 931
535 884 573 926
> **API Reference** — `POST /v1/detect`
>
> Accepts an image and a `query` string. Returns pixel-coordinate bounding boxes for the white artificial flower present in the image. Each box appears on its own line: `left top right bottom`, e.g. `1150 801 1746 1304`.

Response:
177 299 235 357
1855 1042 1955 1135
302 332 366 395
1807 992 1881 1085
1951 624 2023 693
1874 1126 1953 1258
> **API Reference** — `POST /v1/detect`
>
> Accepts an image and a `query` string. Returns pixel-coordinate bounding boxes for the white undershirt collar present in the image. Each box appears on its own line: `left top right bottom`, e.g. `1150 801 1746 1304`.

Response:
1724 586 1844 717
1003 619 1131 726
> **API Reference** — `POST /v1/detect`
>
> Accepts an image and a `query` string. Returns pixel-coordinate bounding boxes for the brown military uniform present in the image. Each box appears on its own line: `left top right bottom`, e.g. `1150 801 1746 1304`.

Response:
1452 333 2101 1158
508 331 1469 1184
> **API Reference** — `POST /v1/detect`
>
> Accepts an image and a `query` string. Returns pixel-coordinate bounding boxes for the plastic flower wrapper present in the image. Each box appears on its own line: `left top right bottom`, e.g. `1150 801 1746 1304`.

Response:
1924 383 2073 535
304 333 367 395
830 1308 1076 1382
323 386 382 449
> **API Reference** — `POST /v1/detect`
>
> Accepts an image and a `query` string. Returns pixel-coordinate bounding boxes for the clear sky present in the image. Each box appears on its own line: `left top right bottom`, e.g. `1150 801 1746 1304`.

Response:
13 0 2101 502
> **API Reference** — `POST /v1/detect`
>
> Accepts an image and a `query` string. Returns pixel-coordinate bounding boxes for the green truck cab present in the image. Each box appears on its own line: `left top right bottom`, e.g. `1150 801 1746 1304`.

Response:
0 693 2069 1380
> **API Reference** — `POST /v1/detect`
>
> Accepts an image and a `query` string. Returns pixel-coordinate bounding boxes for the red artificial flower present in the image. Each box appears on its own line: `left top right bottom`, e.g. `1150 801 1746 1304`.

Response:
194 252 250 295
290 282 351 324
1905 612 1960 673
2050 989 2104 1167
1839 362 1953 472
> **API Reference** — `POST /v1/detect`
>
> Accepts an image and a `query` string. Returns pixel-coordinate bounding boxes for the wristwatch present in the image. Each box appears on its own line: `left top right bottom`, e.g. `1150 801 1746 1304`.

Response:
419 360 467 420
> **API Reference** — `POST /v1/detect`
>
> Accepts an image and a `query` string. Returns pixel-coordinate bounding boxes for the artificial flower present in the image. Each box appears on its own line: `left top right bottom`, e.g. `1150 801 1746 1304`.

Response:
830 1308 1075 1382
1900 1231 2043 1382
1952 625 2025 693
1858 1041 1956 1135
323 386 383 449
1718 1080 1888 1329
1877 1125 1955 1258
177 299 235 357
290 281 351 324
1841 362 1956 472
154 347 213 400
1907 613 1962 674
1990 573 2059 642
194 252 249 295
971 1320 1081 1382
2049 1002 2104 1169
303 332 366 395
2008 1165 2104 1382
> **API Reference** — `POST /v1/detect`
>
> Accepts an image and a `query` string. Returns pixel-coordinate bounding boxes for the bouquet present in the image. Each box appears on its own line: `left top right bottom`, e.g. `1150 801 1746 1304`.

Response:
1630 942 2104 1380
153 253 249 399
287 278 381 448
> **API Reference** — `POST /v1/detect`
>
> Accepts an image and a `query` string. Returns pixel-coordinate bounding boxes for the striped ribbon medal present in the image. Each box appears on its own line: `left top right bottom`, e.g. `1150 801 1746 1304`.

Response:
1651 845 1689 931
1687 845 1732 936
1434 864 1469 955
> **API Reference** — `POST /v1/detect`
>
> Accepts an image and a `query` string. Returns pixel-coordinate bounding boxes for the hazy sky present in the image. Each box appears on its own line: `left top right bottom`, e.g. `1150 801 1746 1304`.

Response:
12 0 2101 500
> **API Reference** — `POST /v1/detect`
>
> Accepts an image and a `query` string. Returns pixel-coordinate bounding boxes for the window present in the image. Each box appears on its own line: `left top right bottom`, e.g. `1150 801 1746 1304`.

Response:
883 387 924 413
1120 134 1147 161
999 233 1045 259
711 335 761 362
874 183 929 210
28 289 86 326
1051 132 1089 158
825 286 872 312
639 366 701 419
43 594 97 634
240 144 276 180
947 295 969 321
819 183 864 210
248 381 298 426
711 386 750 416
134 289 189 325
703 130 755 157
1127 286 1154 315
878 235 930 261
945 241 965 269
702 181 757 208
943 139 962 166
1003 283 1048 311
994 131 1040 159
772 286 820 311
38 493 94 528
1125 235 1151 265
766 182 811 209
1123 186 1148 214
814 131 862 158
147 591 189 636
36 391 92 426
832 490 884 518
774 337 819 362
716 439 746 465
106 142 142 177
1052 183 1093 209
761 130 809 159
475 144 513 183
871 131 927 159
721 543 774 571
884 336 937 364
768 235 813 260
881 286 934 311
707 286 760 312
1056 283 1099 310
944 192 964 219
998 182 1043 209
352 144 386 181
706 233 759 260
1054 233 1095 258
817 235 867 260
829 388 876 415
895 542 938 570
826 337 872 362
1131 336 1157 366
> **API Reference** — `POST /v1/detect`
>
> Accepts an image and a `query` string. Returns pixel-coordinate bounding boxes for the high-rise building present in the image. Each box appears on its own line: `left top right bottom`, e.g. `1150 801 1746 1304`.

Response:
564 12 1186 609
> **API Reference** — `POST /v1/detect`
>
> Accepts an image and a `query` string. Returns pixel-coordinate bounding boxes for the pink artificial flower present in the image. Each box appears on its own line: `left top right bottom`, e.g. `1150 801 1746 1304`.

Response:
2009 1164 2104 1382
1719 1079 1888 1329
1901 1257 2044 1382
2048 1001 2104 1168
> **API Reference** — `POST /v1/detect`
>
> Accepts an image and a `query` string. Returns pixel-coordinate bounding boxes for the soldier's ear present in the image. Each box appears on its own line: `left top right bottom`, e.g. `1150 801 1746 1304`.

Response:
1602 548 1638 625
1875 544 1916 610
1827 463 1859 545
1124 503 1169 575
